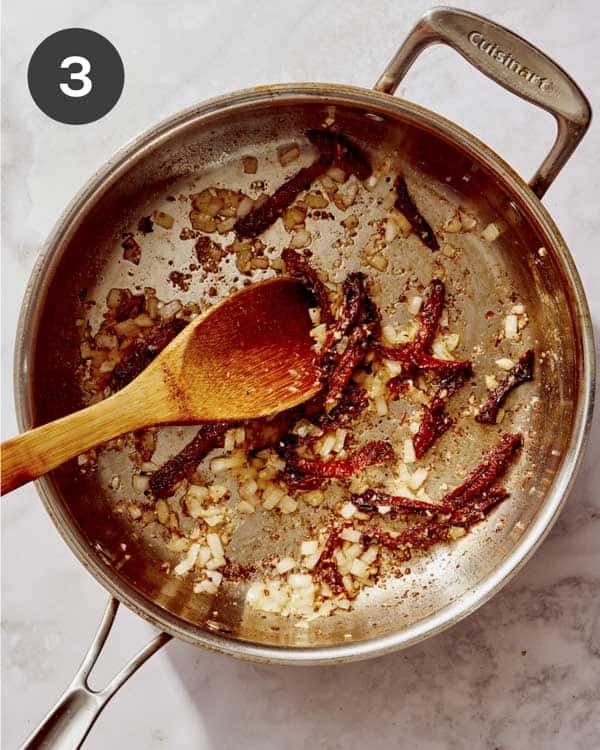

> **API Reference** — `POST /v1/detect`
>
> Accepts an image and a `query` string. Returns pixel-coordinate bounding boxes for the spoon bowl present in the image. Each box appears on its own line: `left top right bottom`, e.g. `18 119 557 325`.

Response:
1 277 320 494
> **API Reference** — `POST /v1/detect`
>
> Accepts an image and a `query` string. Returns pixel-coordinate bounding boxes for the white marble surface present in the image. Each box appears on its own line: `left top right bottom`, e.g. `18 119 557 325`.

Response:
2 1 599 748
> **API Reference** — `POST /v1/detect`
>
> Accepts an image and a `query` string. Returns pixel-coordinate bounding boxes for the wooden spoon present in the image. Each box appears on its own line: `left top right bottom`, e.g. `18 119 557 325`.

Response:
1 278 320 495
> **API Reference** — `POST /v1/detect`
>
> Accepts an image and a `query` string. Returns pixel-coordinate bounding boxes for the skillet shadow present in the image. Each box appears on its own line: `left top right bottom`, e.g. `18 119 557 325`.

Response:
166 323 600 750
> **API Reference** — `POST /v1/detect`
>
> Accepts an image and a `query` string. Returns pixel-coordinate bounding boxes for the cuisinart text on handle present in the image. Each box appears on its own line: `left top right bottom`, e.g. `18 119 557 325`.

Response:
468 30 553 92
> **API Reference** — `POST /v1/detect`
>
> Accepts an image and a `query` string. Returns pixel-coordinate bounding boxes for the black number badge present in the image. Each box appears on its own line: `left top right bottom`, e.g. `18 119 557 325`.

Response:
28 28 124 125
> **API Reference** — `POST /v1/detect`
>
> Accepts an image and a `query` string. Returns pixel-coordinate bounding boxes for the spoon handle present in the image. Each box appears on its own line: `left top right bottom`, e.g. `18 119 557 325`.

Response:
1 384 166 495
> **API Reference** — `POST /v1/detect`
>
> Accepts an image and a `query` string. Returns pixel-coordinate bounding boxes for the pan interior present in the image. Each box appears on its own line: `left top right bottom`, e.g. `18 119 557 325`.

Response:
26 93 583 651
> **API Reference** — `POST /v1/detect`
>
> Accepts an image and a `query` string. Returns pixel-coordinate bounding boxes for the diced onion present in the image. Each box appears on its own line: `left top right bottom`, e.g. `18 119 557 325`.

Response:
174 543 199 576
318 433 336 457
159 299 182 320
442 244 457 258
301 540 319 556
206 570 223 586
206 533 224 558
209 485 228 501
393 210 412 235
368 253 388 271
263 484 285 510
458 210 477 230
242 156 258 174
290 228 311 249
408 296 423 315
443 214 462 232
279 496 298 514
276 557 296 574
340 528 361 543
211 453 245 473
496 357 515 371
224 430 236 452
361 545 379 565
308 307 321 325
279 144 300 166
403 438 416 464
156 500 169 525
153 211 174 229
432 338 453 361
289 573 313 588
302 490 323 507
333 429 347 454
374 395 388 415
409 467 429 491
303 553 321 571
384 218 400 243
238 501 256 514
444 333 460 351
327 165 346 183
482 222 501 241
504 314 519 340
350 558 369 578
383 358 404 377
340 502 356 519
132 474 149 493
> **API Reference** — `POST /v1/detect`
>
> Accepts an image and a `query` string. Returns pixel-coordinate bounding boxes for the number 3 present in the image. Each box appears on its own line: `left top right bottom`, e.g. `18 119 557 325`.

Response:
60 56 92 98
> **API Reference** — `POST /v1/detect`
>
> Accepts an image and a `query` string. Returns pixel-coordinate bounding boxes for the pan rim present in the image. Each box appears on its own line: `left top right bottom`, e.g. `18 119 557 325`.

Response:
13 82 595 664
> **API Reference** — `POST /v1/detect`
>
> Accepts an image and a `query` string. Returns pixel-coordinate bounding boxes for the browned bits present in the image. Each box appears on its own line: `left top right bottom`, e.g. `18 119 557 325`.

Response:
195 236 224 273
242 156 258 174
180 227 197 241
137 216 154 234
121 234 141 265
223 560 257 581
108 288 145 322
168 271 192 292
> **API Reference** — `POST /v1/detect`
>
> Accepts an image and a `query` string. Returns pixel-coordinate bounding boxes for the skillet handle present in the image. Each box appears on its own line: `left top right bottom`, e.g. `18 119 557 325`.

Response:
20 598 171 750
374 6 591 198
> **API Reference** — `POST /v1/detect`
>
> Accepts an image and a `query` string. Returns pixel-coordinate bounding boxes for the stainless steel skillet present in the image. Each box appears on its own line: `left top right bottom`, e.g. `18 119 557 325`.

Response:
13 8 593 749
